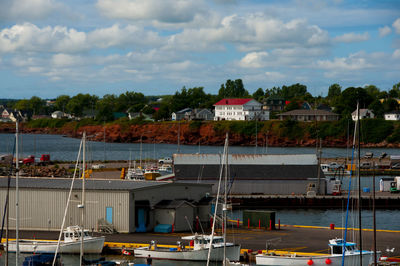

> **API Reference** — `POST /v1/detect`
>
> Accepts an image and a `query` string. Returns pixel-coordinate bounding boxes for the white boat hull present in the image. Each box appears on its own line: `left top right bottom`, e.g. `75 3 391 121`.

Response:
134 244 241 261
256 251 379 266
5 237 105 254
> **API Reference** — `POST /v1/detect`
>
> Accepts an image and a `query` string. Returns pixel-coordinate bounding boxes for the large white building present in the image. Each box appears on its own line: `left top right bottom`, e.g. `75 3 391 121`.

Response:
213 98 269 121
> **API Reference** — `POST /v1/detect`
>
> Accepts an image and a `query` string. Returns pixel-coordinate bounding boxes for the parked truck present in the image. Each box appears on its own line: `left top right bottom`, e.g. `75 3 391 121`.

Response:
22 154 51 166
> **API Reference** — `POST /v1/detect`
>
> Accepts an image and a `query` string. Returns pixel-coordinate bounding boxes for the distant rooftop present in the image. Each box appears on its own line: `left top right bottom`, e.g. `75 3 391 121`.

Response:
214 98 253 106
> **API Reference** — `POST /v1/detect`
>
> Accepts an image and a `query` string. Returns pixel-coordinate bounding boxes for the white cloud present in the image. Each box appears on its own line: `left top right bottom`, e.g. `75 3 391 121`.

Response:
393 18 400 34
88 24 163 48
0 23 166 54
0 0 61 21
239 52 269 68
379 26 392 37
394 49 400 59
265 71 285 80
317 53 373 71
52 54 83 67
0 23 87 53
333 32 370 43
96 0 204 23
168 14 330 52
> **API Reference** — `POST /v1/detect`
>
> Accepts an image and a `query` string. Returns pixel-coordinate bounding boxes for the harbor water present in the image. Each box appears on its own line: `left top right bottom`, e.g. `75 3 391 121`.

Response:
1 133 400 162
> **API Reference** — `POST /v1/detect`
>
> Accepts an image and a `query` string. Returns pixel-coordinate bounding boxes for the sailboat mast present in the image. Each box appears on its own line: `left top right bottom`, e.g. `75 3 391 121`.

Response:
372 162 377 265
223 133 228 266
357 103 362 266
80 132 86 265
15 121 19 266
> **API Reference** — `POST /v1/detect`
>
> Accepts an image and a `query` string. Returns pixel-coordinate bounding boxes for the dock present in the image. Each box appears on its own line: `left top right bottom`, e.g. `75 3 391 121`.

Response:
230 193 400 209
4 224 400 259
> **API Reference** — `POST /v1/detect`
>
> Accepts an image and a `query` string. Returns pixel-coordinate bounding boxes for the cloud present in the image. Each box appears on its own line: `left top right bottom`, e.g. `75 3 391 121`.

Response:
0 23 87 54
96 0 204 23
265 71 285 80
239 52 269 68
333 32 370 43
168 14 330 52
88 24 163 48
394 49 400 59
393 18 400 34
0 0 61 21
52 54 83 67
0 23 166 54
317 53 373 71
379 26 392 37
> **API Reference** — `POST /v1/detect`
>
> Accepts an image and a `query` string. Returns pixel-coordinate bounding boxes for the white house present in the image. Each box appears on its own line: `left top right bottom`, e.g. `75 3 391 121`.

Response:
213 98 269 121
51 111 72 119
384 111 400 121
351 109 374 121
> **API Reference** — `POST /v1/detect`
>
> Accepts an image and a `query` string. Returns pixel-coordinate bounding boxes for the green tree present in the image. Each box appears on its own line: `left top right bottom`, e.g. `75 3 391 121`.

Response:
327 84 341 99
14 96 46 115
96 94 117 121
279 83 308 100
252 88 265 101
383 98 399 112
368 99 384 118
365 85 381 99
218 79 249 98
54 95 71 113
66 94 98 117
334 87 373 117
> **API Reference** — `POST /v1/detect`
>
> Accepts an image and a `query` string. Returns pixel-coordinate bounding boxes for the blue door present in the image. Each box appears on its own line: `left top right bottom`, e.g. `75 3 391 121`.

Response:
136 208 147 232
106 207 113 224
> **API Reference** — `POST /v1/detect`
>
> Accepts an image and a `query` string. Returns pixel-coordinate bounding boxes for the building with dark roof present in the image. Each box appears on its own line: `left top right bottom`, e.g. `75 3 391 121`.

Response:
278 109 339 121
0 178 212 233
173 154 326 195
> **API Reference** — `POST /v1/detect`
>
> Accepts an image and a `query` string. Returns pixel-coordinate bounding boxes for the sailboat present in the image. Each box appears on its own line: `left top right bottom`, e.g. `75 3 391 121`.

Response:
5 132 105 254
134 134 241 262
256 104 380 266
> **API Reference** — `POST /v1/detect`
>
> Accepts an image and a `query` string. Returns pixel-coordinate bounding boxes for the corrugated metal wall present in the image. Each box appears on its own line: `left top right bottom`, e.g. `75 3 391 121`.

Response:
176 180 326 195
0 188 131 233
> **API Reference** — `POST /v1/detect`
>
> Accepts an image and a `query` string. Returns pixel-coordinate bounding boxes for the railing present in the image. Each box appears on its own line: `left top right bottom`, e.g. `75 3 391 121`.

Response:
97 218 116 234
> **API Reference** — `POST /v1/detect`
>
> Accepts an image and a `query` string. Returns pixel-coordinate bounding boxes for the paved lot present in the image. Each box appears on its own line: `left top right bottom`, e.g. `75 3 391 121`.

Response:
6 225 400 258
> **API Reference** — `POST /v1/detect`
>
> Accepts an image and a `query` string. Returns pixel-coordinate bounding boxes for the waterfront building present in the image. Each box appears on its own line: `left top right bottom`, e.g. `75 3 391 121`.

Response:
213 98 269 121
0 178 211 233
173 153 326 195
278 109 339 122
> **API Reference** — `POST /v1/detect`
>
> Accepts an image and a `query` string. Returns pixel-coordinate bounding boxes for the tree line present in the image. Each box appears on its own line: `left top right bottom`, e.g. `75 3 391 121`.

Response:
2 80 400 121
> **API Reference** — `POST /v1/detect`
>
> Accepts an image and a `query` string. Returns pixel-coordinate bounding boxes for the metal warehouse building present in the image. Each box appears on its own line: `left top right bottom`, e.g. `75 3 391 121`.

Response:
0 178 212 233
173 154 326 195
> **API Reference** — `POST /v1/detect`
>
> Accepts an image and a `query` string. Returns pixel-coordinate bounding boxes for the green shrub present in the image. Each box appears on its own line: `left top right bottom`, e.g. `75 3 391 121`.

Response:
26 118 70 128
189 120 203 131
360 119 393 143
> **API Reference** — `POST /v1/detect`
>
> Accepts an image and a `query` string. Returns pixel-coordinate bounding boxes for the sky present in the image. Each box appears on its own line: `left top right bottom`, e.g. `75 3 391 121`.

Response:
0 0 399 99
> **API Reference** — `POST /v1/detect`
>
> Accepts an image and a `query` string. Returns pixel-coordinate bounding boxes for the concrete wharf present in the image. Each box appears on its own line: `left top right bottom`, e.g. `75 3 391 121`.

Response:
4 225 400 258
230 193 400 209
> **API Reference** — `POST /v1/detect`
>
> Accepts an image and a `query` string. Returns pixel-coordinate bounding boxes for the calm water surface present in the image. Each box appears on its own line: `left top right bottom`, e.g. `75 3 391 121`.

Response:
1 133 399 161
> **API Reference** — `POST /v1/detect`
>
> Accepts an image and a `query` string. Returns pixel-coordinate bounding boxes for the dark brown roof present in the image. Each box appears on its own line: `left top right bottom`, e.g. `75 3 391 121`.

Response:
278 109 338 116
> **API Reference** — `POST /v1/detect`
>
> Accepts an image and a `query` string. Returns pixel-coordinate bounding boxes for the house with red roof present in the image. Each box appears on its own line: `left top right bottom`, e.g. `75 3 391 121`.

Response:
213 98 269 121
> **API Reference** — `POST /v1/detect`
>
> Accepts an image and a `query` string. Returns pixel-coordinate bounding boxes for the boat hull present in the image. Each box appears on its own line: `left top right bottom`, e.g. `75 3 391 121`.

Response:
134 244 241 261
256 251 379 266
5 237 105 254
